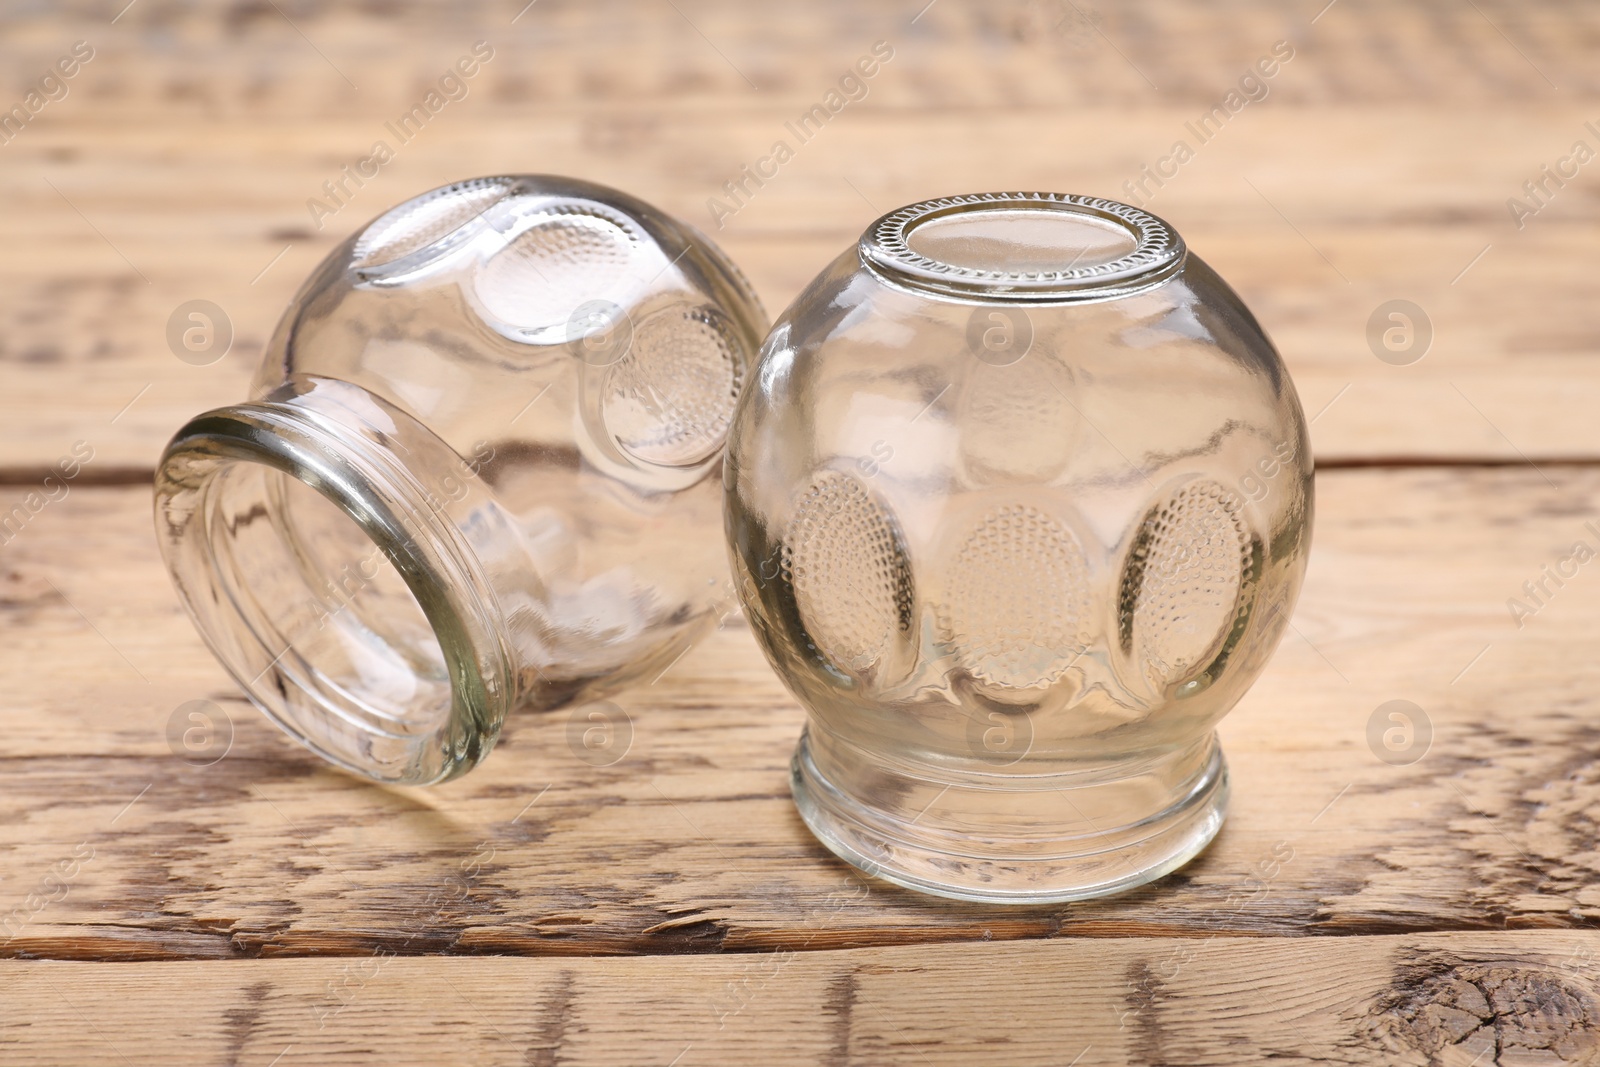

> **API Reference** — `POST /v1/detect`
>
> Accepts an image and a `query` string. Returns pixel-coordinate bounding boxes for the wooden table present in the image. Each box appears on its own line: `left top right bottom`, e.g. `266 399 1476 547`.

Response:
3 1 1598 1062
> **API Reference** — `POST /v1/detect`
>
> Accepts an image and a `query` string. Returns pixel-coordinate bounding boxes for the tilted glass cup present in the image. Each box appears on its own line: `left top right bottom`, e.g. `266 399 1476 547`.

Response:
725 193 1313 903
156 175 767 784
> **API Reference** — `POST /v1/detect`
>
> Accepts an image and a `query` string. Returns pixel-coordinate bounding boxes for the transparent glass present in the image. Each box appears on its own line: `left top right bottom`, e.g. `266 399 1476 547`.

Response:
156 175 767 784
725 193 1313 903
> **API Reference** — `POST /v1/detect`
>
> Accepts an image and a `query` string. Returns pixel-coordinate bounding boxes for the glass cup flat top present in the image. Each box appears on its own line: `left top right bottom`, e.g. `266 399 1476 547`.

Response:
860 192 1186 302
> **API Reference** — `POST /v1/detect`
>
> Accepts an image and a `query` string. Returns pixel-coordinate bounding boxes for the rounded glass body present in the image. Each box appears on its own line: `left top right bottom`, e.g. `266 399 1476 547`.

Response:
725 193 1313 902
156 175 766 784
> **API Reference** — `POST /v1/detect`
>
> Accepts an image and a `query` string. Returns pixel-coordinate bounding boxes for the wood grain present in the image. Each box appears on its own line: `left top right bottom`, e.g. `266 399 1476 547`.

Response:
6 933 1600 1065
3 2 1598 1060
2 466 1599 959
0 1 1595 467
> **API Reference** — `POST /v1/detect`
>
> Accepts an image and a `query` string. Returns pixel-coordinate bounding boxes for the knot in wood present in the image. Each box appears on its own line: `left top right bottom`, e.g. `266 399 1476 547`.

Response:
1362 950 1600 1065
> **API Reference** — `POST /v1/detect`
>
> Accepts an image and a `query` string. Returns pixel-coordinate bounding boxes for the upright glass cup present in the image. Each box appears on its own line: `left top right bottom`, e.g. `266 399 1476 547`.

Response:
156 175 766 784
725 193 1313 902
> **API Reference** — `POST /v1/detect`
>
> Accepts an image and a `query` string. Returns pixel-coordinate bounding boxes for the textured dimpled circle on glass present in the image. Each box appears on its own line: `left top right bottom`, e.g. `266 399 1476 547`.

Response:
725 192 1313 903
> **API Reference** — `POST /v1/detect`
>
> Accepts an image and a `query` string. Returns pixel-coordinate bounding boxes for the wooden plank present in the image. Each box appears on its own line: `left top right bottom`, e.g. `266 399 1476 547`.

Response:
11 0 1595 112
0 1 1597 467
2 466 1599 958
6 108 1596 467
8 0 1594 110
5 932 1600 1065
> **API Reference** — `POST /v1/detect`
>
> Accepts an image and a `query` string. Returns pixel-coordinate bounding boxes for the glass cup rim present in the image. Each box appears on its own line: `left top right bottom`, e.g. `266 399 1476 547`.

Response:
858 192 1187 303
153 382 514 784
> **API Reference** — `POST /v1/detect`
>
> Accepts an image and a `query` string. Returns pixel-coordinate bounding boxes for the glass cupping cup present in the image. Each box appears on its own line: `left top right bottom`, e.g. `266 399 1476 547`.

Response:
156 175 767 784
725 193 1313 903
